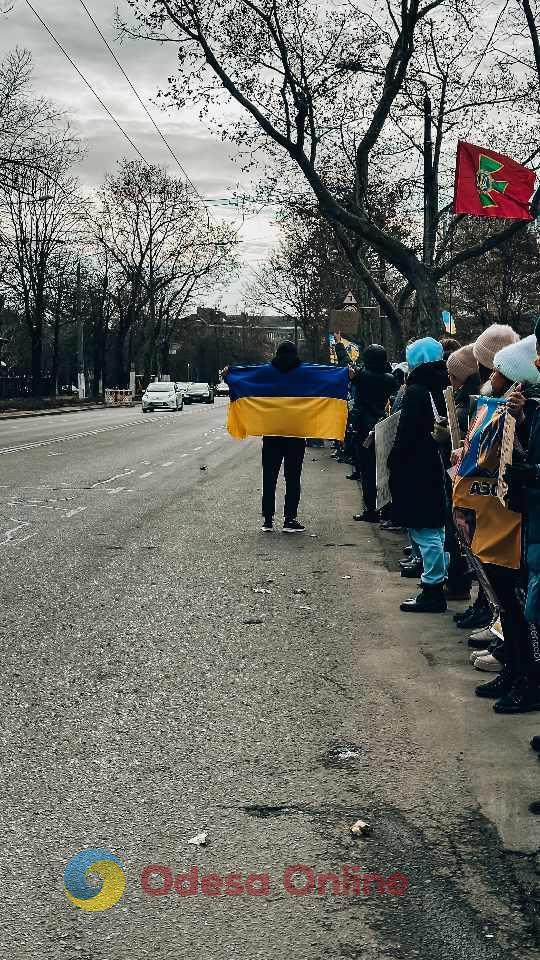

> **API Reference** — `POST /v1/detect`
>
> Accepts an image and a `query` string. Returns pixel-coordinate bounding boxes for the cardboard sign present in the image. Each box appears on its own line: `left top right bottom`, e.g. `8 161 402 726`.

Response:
328 308 360 338
497 409 516 506
375 411 401 510
444 386 462 451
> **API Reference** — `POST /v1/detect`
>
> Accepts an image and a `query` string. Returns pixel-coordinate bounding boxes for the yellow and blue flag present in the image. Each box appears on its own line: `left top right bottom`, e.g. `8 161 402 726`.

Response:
226 363 349 441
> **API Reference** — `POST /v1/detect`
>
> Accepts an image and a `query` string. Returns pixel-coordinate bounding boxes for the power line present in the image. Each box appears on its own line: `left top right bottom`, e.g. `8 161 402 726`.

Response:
23 0 149 165
75 0 210 214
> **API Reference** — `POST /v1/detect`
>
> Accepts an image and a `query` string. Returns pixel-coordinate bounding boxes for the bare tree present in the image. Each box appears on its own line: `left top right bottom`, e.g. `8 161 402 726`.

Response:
0 141 87 394
94 160 237 384
123 0 539 347
0 49 76 193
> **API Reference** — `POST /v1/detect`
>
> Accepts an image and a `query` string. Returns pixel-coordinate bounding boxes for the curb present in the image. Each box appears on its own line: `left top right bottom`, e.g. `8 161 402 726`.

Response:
0 404 107 421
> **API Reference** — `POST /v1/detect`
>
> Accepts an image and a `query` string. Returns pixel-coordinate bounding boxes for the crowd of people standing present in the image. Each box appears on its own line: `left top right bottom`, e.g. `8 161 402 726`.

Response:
334 323 540 812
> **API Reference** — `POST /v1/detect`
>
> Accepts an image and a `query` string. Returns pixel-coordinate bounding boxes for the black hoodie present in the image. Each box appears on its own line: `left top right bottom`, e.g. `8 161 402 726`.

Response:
271 340 301 374
335 341 395 440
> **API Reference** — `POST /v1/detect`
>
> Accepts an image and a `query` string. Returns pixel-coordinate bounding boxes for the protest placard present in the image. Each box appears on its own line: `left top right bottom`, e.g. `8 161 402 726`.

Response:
444 386 462 451
497 409 516 506
375 411 401 510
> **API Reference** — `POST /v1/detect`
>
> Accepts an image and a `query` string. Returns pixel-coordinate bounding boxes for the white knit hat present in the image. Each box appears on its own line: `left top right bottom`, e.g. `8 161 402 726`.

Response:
493 334 540 386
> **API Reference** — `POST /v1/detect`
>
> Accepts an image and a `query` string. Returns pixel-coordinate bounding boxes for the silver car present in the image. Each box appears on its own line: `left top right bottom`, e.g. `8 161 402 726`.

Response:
142 382 184 412
186 382 214 404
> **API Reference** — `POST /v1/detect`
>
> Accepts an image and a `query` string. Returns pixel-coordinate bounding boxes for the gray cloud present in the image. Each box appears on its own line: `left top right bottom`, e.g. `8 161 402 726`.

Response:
1 0 278 307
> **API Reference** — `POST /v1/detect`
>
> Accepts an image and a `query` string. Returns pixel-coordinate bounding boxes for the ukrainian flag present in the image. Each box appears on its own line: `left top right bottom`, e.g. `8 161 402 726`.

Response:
226 363 349 440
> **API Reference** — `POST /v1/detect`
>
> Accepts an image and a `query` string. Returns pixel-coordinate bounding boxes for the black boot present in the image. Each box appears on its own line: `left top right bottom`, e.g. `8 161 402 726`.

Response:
493 677 540 714
454 604 474 623
400 583 447 614
475 668 513 699
456 605 492 630
530 735 540 752
400 559 424 579
353 510 379 522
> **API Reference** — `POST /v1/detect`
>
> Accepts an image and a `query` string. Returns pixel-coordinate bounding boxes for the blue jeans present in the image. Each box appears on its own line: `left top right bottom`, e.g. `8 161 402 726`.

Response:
408 527 449 586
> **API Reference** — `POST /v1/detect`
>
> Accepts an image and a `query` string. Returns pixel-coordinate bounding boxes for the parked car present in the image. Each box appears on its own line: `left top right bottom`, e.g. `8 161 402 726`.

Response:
186 382 214 404
142 381 184 413
215 381 229 397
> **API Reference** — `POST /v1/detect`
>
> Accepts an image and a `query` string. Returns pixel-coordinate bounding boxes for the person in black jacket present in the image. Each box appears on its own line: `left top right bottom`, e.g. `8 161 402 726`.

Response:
334 333 395 522
388 337 450 613
223 341 306 534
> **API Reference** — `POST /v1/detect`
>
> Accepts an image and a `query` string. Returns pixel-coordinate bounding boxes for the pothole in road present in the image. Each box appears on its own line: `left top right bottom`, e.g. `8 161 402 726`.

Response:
321 741 361 769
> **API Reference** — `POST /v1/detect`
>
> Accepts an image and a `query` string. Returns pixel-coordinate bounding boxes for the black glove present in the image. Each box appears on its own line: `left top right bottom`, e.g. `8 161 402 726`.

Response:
505 463 540 488
504 463 540 513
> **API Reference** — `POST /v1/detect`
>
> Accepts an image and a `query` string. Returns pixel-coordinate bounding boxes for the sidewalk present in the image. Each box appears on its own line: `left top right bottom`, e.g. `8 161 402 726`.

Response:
316 450 540 849
0 402 107 420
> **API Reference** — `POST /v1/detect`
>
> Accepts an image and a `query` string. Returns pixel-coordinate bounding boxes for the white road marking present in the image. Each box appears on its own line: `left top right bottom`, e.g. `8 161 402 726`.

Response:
194 446 202 451
0 521 37 546
161 461 175 467
139 471 153 478
64 506 87 519
0 413 180 456
205 440 213 445
141 460 151 465
91 470 135 488
180 453 189 458
106 487 126 494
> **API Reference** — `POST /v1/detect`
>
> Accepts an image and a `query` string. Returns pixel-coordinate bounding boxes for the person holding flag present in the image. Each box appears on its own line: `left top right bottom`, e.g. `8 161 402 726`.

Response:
224 341 349 532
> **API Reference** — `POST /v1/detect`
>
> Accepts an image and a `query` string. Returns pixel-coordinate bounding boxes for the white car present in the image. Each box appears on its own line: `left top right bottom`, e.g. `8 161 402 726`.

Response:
142 382 184 412
215 381 229 397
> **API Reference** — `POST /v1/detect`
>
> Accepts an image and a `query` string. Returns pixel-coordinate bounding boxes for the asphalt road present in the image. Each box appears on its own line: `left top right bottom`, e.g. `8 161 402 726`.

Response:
1 403 540 959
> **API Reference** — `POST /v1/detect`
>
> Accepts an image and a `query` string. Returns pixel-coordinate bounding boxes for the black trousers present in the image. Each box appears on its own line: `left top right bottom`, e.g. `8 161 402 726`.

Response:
484 564 530 678
262 437 305 521
358 442 377 515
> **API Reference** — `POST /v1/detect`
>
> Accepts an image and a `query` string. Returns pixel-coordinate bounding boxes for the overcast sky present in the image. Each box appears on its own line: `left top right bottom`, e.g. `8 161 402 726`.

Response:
1 0 278 309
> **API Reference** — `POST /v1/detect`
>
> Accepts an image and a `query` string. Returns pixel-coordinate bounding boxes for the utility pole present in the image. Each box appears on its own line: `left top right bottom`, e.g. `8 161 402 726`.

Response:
76 261 85 400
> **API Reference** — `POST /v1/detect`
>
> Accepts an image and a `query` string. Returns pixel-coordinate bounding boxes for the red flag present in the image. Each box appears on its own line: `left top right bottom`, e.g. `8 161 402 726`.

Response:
453 140 536 220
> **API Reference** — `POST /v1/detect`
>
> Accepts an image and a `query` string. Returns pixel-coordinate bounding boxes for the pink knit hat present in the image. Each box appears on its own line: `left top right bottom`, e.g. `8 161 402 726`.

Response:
473 324 520 370
447 344 478 386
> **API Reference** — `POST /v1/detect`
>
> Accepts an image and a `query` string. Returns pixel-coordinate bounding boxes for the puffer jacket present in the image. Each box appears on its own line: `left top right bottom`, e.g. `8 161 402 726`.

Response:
388 360 449 529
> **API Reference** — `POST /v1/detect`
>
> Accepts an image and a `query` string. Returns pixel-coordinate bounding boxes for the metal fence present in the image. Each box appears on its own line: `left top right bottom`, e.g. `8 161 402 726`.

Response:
0 376 55 400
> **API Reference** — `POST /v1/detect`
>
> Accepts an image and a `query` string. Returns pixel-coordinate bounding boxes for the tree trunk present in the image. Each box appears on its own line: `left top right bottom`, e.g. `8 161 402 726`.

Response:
31 326 42 396
412 274 443 338
114 327 128 388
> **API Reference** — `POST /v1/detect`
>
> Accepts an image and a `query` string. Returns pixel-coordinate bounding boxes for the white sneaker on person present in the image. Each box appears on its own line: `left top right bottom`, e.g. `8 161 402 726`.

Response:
468 626 496 645
470 649 490 664
474 654 502 673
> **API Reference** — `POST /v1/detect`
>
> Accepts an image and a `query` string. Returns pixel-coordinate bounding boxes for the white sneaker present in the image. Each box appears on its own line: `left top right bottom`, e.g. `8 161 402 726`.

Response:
474 654 502 673
491 618 503 640
470 649 490 664
468 626 495 644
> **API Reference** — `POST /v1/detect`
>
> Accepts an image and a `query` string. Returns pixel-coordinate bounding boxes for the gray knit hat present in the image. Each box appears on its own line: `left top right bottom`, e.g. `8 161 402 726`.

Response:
447 344 478 386
473 324 519 370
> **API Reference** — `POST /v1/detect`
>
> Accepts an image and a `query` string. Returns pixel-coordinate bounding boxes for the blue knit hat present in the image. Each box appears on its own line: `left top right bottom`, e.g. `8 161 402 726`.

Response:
406 337 444 371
